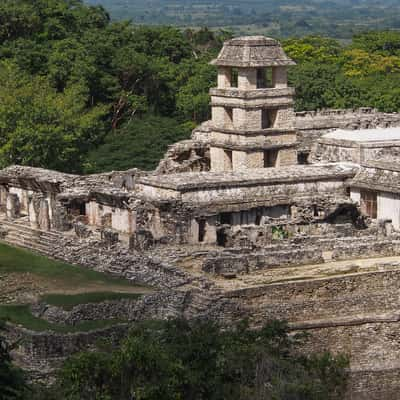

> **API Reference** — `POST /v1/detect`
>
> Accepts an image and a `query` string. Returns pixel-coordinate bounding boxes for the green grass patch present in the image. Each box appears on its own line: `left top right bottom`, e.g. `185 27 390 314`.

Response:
41 292 142 310
0 242 145 289
0 305 125 333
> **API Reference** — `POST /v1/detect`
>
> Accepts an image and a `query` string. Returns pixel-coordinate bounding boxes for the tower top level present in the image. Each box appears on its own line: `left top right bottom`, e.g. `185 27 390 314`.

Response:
211 35 296 68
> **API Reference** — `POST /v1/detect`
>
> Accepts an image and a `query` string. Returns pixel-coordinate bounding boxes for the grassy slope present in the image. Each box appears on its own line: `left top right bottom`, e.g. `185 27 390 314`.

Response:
0 243 150 331
0 242 133 287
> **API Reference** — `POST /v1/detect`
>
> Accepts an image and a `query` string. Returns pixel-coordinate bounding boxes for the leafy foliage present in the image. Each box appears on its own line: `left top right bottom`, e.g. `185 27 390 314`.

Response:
83 114 191 172
284 32 400 112
0 0 223 172
0 0 400 173
0 321 28 400
55 319 348 400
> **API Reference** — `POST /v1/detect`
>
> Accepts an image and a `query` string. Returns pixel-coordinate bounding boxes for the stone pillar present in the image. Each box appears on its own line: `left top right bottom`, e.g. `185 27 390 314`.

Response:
210 147 232 172
38 199 50 231
272 67 288 88
52 201 71 231
238 68 257 90
232 151 247 171
6 193 20 219
217 67 231 88
28 196 40 229
20 190 29 214
0 186 8 210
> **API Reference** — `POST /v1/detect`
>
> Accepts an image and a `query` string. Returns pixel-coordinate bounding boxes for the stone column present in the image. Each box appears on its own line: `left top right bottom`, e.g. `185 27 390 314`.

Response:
28 196 40 229
6 193 20 219
0 186 8 211
38 199 50 231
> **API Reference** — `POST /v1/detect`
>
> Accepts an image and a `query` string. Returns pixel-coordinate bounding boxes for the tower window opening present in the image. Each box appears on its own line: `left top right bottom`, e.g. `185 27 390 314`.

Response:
198 219 206 242
262 109 277 129
220 212 232 225
231 68 238 87
264 150 278 168
257 68 272 88
224 150 233 170
255 212 262 226
226 108 233 127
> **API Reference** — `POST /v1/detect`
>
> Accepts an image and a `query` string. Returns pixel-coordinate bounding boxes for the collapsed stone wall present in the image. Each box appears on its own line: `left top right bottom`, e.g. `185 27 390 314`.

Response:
5 323 130 382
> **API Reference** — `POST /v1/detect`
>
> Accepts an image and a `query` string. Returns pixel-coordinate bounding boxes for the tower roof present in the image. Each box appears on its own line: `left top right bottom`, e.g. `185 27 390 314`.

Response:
211 36 296 68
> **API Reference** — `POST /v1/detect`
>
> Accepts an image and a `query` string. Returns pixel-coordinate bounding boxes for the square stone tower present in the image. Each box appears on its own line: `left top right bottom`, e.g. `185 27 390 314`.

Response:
209 36 297 171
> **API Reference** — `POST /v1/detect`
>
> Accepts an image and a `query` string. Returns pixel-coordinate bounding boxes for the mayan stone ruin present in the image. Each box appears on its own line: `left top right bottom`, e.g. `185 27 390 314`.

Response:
3 35 400 399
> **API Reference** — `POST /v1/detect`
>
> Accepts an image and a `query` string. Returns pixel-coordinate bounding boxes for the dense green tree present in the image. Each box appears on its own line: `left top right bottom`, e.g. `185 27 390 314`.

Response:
0 62 107 172
56 319 349 400
83 114 191 172
1 0 400 173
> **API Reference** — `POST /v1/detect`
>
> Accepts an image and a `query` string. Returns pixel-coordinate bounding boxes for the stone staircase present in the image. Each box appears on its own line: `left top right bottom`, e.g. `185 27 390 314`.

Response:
0 216 66 257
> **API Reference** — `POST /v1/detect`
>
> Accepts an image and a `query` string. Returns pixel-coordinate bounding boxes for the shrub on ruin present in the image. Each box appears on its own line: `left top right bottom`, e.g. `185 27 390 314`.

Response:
55 319 349 400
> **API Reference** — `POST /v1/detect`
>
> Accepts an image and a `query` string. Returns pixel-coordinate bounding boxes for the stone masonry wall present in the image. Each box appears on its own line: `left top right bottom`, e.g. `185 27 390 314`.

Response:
157 108 400 173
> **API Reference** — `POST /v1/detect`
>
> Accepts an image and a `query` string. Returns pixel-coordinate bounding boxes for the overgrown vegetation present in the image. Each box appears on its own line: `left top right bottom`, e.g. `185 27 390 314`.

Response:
1 0 400 173
5 319 348 400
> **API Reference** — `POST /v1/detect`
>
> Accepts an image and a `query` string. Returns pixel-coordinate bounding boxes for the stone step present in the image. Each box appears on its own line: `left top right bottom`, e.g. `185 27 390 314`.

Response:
5 229 58 246
2 237 52 255
0 219 62 239
4 236 54 253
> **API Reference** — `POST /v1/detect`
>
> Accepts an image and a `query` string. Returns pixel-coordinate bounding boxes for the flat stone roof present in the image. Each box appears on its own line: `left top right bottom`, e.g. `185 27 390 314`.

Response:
137 163 358 192
323 128 400 143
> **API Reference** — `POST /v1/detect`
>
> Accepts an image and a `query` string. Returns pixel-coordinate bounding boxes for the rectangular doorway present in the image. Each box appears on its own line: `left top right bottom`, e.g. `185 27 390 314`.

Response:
360 190 377 219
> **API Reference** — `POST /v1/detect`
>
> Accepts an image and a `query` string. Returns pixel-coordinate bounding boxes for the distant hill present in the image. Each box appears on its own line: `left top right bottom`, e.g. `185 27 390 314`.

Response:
84 0 400 38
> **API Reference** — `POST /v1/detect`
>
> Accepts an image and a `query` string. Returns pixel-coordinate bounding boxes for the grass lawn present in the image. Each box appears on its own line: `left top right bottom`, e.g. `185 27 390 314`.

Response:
0 243 152 332
0 242 137 288
0 305 125 333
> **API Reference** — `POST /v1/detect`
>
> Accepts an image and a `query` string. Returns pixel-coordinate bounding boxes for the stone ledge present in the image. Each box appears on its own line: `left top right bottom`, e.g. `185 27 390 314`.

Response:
209 87 295 99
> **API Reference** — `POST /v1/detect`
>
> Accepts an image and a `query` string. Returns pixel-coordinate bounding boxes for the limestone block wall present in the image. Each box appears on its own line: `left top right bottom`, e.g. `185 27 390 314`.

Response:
311 140 361 163
377 192 400 230
180 179 346 204
210 147 233 171
85 201 135 234
299 322 400 400
228 268 400 324
277 148 297 166
351 189 400 230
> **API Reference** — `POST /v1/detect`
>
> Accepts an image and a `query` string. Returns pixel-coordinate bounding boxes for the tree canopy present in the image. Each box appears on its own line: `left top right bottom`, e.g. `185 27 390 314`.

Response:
56 319 348 400
0 0 399 173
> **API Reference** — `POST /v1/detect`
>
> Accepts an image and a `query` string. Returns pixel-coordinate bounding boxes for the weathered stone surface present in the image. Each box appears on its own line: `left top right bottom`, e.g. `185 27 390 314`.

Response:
6 193 20 219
